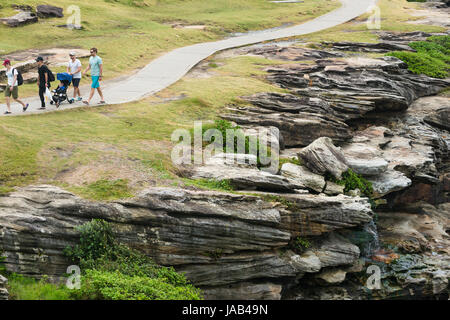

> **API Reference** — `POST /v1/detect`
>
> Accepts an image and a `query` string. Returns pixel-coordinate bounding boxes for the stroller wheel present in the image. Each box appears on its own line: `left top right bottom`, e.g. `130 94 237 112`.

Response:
69 99 74 104
50 101 54 105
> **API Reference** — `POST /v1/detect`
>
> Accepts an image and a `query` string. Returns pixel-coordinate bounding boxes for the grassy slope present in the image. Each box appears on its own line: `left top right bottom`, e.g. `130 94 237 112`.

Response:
298 0 446 43
0 0 447 199
0 0 339 97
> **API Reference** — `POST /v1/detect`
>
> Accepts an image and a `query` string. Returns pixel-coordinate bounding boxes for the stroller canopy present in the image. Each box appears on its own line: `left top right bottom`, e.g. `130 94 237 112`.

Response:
57 72 72 84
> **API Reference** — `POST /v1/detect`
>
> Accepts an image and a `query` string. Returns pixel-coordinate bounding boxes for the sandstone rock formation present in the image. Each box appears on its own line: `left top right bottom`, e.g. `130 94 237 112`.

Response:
0 185 374 298
298 137 348 179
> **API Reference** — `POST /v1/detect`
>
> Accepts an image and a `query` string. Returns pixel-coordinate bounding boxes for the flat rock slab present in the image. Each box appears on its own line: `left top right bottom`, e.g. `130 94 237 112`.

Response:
0 11 38 27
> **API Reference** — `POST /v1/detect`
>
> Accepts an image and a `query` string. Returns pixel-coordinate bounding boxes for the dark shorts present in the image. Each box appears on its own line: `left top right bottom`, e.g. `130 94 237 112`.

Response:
5 85 18 99
72 78 81 88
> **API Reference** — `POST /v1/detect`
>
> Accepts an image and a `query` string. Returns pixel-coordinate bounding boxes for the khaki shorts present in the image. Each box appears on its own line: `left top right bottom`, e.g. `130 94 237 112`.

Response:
5 85 19 99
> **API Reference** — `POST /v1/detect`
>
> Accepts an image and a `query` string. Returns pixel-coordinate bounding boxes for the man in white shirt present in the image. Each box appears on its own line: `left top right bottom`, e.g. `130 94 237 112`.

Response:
2 59 28 114
67 52 82 102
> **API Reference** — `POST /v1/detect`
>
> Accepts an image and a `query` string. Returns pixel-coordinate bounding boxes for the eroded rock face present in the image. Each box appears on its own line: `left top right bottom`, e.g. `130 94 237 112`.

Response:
424 107 450 131
0 185 374 299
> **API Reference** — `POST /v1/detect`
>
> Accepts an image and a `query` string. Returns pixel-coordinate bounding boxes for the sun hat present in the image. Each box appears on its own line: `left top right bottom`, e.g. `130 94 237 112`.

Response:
69 52 76 56
2 59 11 66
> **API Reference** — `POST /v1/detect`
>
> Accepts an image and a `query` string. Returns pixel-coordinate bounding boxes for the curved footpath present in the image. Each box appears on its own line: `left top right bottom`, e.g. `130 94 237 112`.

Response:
1 0 376 116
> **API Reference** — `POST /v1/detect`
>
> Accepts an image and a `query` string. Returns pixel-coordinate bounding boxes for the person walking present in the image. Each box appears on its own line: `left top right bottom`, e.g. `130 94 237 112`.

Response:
82 48 105 106
3 59 29 114
36 56 50 110
67 52 82 102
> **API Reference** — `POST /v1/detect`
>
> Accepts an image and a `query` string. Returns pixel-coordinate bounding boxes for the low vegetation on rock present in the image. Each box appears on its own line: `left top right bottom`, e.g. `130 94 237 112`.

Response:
64 219 203 300
387 35 450 78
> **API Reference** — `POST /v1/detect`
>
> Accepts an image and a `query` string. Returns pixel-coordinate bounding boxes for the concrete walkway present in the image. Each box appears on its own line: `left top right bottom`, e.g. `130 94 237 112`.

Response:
1 0 376 116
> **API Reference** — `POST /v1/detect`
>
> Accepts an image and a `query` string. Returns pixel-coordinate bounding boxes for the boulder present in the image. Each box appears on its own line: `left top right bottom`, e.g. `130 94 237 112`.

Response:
323 181 345 196
315 269 347 285
298 137 348 179
342 143 388 176
36 5 64 18
368 170 412 198
424 107 450 131
0 11 38 27
280 162 325 193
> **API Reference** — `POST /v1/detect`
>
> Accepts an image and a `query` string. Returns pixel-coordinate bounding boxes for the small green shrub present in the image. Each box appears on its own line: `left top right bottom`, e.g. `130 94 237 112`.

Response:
387 51 448 78
293 237 311 253
64 219 115 262
185 178 234 192
65 219 203 300
326 169 374 198
279 157 302 169
386 35 450 78
72 270 202 300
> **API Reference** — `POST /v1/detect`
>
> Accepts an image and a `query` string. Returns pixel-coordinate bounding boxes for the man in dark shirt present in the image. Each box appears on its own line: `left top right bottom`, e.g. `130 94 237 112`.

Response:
36 56 50 110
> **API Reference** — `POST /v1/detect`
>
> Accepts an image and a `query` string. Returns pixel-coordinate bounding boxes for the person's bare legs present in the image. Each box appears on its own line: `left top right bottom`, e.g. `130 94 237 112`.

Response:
84 88 95 105
5 96 11 113
13 98 26 108
96 87 105 102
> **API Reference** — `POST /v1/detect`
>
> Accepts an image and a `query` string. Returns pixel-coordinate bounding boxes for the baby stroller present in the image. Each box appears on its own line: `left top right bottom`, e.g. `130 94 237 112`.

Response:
50 73 73 108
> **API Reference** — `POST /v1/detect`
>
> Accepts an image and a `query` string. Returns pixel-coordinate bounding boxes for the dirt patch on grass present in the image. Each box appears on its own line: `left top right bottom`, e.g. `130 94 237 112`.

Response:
37 140 175 191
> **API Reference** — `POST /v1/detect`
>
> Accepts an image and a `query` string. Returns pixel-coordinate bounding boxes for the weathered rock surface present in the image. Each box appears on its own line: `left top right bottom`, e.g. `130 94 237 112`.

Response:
280 163 325 193
315 268 347 285
190 163 303 191
342 143 388 176
278 193 373 236
267 56 448 113
324 41 415 53
221 107 352 147
424 107 450 131
36 5 64 18
0 185 374 298
0 11 38 27
0 275 8 300
298 137 348 179
202 282 282 300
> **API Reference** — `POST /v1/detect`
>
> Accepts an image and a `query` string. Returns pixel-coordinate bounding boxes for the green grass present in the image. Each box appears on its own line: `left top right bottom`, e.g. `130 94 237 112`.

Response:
0 0 339 82
69 179 134 200
6 274 73 300
299 0 446 44
183 178 235 192
387 35 450 78
0 54 284 197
